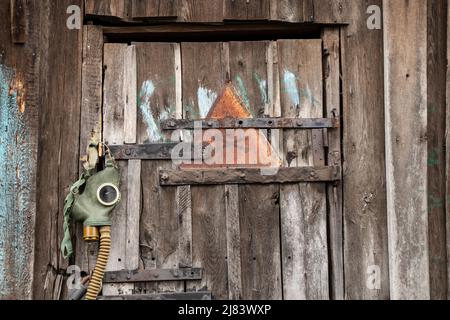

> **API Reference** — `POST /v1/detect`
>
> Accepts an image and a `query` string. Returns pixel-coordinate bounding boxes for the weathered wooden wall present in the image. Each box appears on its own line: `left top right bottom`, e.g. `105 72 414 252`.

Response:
0 0 449 300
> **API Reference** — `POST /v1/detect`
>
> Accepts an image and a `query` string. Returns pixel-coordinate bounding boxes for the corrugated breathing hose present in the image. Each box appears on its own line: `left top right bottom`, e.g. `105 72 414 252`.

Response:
85 226 111 300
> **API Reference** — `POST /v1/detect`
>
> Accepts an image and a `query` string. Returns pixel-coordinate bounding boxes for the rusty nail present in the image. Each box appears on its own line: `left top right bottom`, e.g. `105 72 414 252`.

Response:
161 173 169 181
207 121 213 127
168 121 176 128
297 120 304 127
240 173 246 179
125 149 131 156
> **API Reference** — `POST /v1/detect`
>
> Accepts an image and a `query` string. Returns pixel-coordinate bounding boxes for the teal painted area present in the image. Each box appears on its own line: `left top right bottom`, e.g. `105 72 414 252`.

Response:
0 64 33 298
235 76 251 114
138 80 174 143
197 86 217 118
283 70 300 107
253 73 268 106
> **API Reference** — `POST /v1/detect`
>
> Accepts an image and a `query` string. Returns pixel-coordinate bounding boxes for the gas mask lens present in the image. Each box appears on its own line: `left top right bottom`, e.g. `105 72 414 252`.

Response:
97 183 120 206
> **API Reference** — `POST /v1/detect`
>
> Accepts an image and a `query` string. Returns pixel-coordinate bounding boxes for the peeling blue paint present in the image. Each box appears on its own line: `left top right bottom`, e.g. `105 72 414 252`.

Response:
197 86 217 118
0 64 33 298
138 80 172 142
283 70 300 107
253 73 268 106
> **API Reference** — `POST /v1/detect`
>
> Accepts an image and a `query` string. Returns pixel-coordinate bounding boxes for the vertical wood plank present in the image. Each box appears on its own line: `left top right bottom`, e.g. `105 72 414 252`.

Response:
225 185 242 300
323 28 344 300
136 43 182 294
102 43 138 296
0 0 42 299
312 0 349 23
383 0 430 300
447 0 450 301
224 0 270 20
341 0 389 300
178 0 223 22
239 184 282 300
76 25 103 274
32 0 83 300
182 42 228 299
10 0 27 44
278 39 328 300
427 0 448 300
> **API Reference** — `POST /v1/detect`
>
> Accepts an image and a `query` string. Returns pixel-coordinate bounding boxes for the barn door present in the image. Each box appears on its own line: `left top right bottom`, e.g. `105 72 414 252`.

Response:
87 35 341 300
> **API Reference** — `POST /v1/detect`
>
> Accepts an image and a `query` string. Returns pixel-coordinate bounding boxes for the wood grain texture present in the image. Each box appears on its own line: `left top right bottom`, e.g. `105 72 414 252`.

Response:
383 0 430 300
323 27 344 300
278 39 329 300
182 42 228 298
31 0 83 300
224 0 270 20
178 0 223 22
312 0 349 23
229 41 269 117
75 25 103 275
239 184 282 300
427 0 448 300
85 0 130 19
225 185 242 299
136 43 177 144
447 0 450 301
341 0 389 300
139 160 182 294
136 43 183 295
0 0 42 300
132 0 176 19
102 43 139 296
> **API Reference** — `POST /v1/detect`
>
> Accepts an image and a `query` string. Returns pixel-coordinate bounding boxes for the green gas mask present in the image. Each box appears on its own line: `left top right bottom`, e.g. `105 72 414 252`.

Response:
61 141 121 259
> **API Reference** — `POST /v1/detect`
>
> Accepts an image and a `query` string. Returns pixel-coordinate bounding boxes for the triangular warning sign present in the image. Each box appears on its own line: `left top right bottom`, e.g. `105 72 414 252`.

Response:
182 83 281 169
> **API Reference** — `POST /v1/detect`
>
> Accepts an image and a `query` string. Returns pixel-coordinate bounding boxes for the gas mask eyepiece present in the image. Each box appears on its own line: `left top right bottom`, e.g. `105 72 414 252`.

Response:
97 183 121 206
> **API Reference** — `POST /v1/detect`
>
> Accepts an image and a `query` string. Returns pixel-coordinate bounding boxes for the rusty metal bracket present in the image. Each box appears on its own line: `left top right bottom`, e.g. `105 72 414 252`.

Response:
161 117 340 130
160 166 341 186
109 143 197 160
103 268 203 283
99 292 212 300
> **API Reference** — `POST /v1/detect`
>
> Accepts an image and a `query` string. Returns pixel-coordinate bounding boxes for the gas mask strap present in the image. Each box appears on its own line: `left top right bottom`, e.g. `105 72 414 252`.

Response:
61 173 87 259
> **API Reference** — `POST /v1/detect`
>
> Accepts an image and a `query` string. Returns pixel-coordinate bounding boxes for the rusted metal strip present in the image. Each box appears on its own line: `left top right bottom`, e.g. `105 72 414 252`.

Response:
103 268 203 283
99 292 212 300
109 143 195 160
161 117 339 130
160 166 341 186
10 0 27 44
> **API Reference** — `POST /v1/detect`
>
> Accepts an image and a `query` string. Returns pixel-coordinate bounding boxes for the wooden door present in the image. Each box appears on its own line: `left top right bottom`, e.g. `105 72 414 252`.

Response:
78 34 341 300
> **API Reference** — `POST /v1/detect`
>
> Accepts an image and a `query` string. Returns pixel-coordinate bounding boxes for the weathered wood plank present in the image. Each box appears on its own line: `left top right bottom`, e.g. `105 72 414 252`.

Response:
225 185 242 300
0 0 41 299
447 0 450 301
99 292 212 300
312 0 350 23
85 0 130 20
182 42 228 299
131 0 176 20
160 166 340 186
427 0 448 300
10 0 27 44
178 0 223 22
383 0 429 300
323 28 344 300
32 0 83 300
278 39 329 300
139 161 182 294
75 25 103 275
224 0 270 20
102 43 138 296
136 43 177 144
136 42 183 295
239 184 282 299
341 0 389 300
